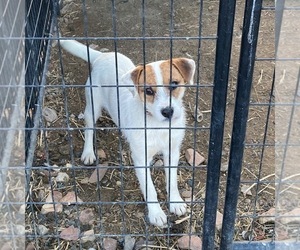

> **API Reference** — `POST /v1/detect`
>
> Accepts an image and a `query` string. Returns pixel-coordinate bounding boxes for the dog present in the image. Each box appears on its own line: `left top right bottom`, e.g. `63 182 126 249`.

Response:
60 40 195 227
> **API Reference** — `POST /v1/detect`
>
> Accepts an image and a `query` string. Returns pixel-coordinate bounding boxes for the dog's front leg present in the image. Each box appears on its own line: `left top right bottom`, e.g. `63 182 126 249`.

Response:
163 149 187 216
134 159 167 227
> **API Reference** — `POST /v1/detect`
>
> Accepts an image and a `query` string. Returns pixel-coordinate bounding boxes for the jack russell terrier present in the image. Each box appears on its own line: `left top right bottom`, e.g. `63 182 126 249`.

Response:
60 40 195 227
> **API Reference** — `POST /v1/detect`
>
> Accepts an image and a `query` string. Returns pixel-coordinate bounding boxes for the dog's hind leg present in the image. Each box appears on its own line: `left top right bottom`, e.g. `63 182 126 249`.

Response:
81 78 102 165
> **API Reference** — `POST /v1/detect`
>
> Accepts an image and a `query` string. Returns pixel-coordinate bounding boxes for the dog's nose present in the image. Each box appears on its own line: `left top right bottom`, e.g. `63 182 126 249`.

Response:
161 107 174 119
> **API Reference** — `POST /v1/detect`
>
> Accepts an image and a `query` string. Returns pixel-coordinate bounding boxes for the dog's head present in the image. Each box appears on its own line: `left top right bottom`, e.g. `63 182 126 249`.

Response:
123 58 195 122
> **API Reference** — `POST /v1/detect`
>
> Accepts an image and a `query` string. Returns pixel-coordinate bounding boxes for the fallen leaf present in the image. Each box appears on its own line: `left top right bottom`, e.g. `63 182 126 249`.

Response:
178 235 202 250
79 208 95 225
45 191 62 203
60 226 80 241
216 211 223 231
280 207 300 224
103 237 118 250
81 229 95 243
258 207 275 224
60 191 83 205
89 165 108 183
42 107 58 123
41 204 63 214
241 185 252 196
185 148 205 166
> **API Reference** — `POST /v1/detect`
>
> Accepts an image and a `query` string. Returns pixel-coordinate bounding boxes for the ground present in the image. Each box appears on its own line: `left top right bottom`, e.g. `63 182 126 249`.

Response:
27 0 276 249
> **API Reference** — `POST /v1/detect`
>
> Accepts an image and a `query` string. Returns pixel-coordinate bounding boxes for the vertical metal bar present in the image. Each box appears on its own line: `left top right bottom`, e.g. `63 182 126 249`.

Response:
202 0 236 249
275 0 285 55
220 0 263 249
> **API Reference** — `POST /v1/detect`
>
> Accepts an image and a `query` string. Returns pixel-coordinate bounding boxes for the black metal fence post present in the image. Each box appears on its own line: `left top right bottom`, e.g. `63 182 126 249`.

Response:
220 0 263 249
202 0 236 249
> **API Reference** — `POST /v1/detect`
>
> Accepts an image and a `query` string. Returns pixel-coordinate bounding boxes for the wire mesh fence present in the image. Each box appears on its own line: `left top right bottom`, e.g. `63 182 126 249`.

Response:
0 0 300 249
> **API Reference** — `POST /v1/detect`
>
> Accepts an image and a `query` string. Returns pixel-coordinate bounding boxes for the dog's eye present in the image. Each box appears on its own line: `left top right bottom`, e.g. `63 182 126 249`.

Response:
145 87 154 96
169 81 179 91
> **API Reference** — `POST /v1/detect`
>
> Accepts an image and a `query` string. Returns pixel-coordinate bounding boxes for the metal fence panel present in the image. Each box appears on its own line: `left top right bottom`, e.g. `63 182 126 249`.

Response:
5 0 298 249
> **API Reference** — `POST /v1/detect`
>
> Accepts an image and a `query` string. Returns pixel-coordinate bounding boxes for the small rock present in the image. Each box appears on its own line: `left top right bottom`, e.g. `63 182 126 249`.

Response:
52 164 60 172
100 48 109 52
135 239 154 250
65 163 72 169
280 207 300 224
259 207 275 224
60 191 83 205
187 179 194 187
276 228 289 240
241 230 253 240
185 148 205 166
78 112 85 119
41 203 63 214
97 149 107 159
124 235 135 250
177 235 202 250
220 164 228 172
56 172 69 182
1 242 12 250
37 225 49 235
79 208 95 225
89 44 99 50
103 238 118 250
216 211 223 231
46 191 63 202
241 185 252 196
153 159 164 167
182 190 192 198
19 204 26 214
80 177 89 184
13 225 25 235
43 107 58 122
116 181 122 186
25 242 35 250
184 196 196 202
81 229 96 243
60 226 80 241
89 165 108 183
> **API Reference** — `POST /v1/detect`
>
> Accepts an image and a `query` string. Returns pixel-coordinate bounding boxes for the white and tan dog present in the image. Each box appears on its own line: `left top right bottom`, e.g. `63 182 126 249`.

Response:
60 40 195 227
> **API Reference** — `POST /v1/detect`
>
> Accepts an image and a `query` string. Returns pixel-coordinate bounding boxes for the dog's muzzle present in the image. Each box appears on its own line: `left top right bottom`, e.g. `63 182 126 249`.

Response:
161 107 174 119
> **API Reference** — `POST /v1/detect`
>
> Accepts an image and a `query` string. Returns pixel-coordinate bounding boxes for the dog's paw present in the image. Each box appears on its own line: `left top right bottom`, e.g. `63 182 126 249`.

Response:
170 200 187 216
148 207 167 227
81 150 96 165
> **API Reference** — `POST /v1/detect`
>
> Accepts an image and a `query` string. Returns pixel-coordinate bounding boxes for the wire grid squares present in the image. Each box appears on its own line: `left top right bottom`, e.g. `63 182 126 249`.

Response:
16 0 300 249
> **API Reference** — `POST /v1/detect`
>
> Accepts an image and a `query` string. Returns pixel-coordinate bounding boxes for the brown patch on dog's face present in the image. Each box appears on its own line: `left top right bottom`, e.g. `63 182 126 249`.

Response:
131 65 157 103
160 60 187 99
130 58 195 103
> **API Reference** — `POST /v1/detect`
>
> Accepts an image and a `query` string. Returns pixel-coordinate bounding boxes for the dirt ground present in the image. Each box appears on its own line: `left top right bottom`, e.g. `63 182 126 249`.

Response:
27 0 277 249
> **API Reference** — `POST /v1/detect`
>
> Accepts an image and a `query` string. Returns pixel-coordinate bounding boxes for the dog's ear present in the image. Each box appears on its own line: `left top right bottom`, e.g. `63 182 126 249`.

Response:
120 65 144 96
172 58 195 84
130 65 144 86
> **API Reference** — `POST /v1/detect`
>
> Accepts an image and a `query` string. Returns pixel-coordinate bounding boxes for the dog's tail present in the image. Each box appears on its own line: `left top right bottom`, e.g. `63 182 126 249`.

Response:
59 40 102 63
